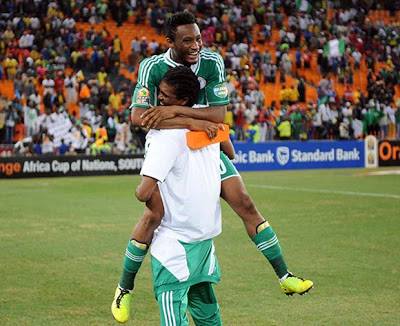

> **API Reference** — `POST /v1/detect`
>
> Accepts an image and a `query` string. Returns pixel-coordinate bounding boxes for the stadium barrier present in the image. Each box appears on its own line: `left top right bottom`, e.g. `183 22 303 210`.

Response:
378 140 400 167
0 145 13 157
0 154 144 178
232 141 365 171
1 140 399 178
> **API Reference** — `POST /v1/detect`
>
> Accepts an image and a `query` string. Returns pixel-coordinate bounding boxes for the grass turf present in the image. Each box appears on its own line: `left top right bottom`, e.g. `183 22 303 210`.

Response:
0 168 399 325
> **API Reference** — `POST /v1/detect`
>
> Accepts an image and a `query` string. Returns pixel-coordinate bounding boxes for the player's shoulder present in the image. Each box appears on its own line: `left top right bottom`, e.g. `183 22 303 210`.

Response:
138 53 165 71
200 49 224 63
137 53 166 85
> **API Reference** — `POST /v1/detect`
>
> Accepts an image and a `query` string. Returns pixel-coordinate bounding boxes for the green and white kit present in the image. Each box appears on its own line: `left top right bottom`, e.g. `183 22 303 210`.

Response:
219 152 239 181
140 127 222 325
131 48 229 109
132 48 239 181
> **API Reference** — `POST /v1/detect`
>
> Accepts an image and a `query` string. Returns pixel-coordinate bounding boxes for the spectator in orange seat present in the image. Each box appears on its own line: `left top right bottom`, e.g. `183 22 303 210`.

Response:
79 82 90 101
279 84 291 105
4 55 18 80
109 89 122 112
13 117 25 144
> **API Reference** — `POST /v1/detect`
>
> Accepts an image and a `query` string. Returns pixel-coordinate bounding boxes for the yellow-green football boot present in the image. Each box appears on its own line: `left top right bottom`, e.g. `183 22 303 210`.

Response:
111 287 132 323
280 273 313 296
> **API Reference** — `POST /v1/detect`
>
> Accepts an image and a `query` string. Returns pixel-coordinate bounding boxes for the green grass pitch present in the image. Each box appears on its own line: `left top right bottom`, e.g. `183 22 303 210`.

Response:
0 168 399 325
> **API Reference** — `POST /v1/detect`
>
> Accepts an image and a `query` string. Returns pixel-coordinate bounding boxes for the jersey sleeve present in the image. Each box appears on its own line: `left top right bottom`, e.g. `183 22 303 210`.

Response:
130 58 157 109
205 53 230 106
140 131 183 182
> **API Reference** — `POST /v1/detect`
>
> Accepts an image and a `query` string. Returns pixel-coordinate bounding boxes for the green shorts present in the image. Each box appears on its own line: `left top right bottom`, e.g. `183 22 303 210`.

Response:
220 152 240 181
157 282 222 326
151 238 221 297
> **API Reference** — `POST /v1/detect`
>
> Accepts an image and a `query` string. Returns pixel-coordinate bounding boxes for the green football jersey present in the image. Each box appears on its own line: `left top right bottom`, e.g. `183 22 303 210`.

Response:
131 48 230 109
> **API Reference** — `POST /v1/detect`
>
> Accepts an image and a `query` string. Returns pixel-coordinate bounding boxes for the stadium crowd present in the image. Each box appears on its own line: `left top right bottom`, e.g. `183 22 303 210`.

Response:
0 0 400 156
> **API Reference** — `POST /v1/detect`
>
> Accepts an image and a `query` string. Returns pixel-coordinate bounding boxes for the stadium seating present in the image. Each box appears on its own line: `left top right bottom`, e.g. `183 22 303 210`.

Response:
1 9 398 106
50 10 400 106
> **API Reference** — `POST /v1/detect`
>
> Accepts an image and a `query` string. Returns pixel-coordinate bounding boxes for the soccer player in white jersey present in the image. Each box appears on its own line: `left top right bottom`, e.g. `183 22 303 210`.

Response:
139 66 223 325
112 12 312 323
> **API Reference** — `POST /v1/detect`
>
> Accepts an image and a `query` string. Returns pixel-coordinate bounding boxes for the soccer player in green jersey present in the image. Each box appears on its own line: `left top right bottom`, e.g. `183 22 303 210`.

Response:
135 66 224 325
112 12 312 323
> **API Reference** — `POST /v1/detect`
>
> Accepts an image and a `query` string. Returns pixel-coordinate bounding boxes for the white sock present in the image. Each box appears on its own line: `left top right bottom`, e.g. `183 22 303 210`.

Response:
279 273 290 283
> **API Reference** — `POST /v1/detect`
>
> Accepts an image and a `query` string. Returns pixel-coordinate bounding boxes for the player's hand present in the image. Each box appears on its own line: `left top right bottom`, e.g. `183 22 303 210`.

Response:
210 123 225 139
140 106 177 129
193 121 224 139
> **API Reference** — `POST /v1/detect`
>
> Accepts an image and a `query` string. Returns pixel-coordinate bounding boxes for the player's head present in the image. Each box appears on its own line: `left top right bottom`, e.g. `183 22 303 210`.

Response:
158 66 200 107
165 11 202 65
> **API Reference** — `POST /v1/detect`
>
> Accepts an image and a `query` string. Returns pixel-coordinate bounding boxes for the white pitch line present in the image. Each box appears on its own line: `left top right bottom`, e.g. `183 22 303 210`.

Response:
247 184 400 200
364 170 400 176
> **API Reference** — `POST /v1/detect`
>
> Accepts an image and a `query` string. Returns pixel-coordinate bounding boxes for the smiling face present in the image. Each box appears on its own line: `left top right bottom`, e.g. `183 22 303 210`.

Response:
158 80 187 106
168 23 203 65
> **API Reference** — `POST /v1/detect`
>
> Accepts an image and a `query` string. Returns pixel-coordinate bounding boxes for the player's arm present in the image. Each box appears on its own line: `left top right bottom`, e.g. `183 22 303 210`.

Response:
130 57 158 128
221 139 235 159
131 106 204 128
139 105 226 129
131 107 147 127
174 105 226 123
135 176 158 202
132 106 225 138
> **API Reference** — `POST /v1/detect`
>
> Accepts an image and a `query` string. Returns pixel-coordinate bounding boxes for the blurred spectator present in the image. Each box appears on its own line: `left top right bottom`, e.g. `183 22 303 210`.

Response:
13 116 25 144
70 123 89 154
42 73 55 96
290 107 303 140
110 0 128 27
297 78 306 103
396 105 400 139
277 116 291 140
42 133 54 155
246 120 261 143
5 104 18 144
91 122 110 155
58 138 70 155
114 114 132 154
109 89 122 112
23 100 39 137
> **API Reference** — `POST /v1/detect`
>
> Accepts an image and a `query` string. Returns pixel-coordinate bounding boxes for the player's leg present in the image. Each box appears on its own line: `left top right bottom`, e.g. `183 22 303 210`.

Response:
220 152 313 295
153 238 220 325
157 288 190 326
187 282 222 326
220 175 289 278
120 186 164 290
112 186 164 323
220 153 263 237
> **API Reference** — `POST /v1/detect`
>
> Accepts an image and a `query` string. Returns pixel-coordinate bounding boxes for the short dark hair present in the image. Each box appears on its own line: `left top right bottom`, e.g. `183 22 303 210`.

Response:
165 11 196 41
162 66 200 107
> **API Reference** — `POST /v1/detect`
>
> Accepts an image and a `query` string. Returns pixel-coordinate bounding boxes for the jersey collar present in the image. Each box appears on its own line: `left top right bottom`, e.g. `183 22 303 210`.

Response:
164 48 201 74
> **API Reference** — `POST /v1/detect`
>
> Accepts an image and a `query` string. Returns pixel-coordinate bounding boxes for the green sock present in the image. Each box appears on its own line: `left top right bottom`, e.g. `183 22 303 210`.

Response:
252 224 288 279
119 239 148 290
